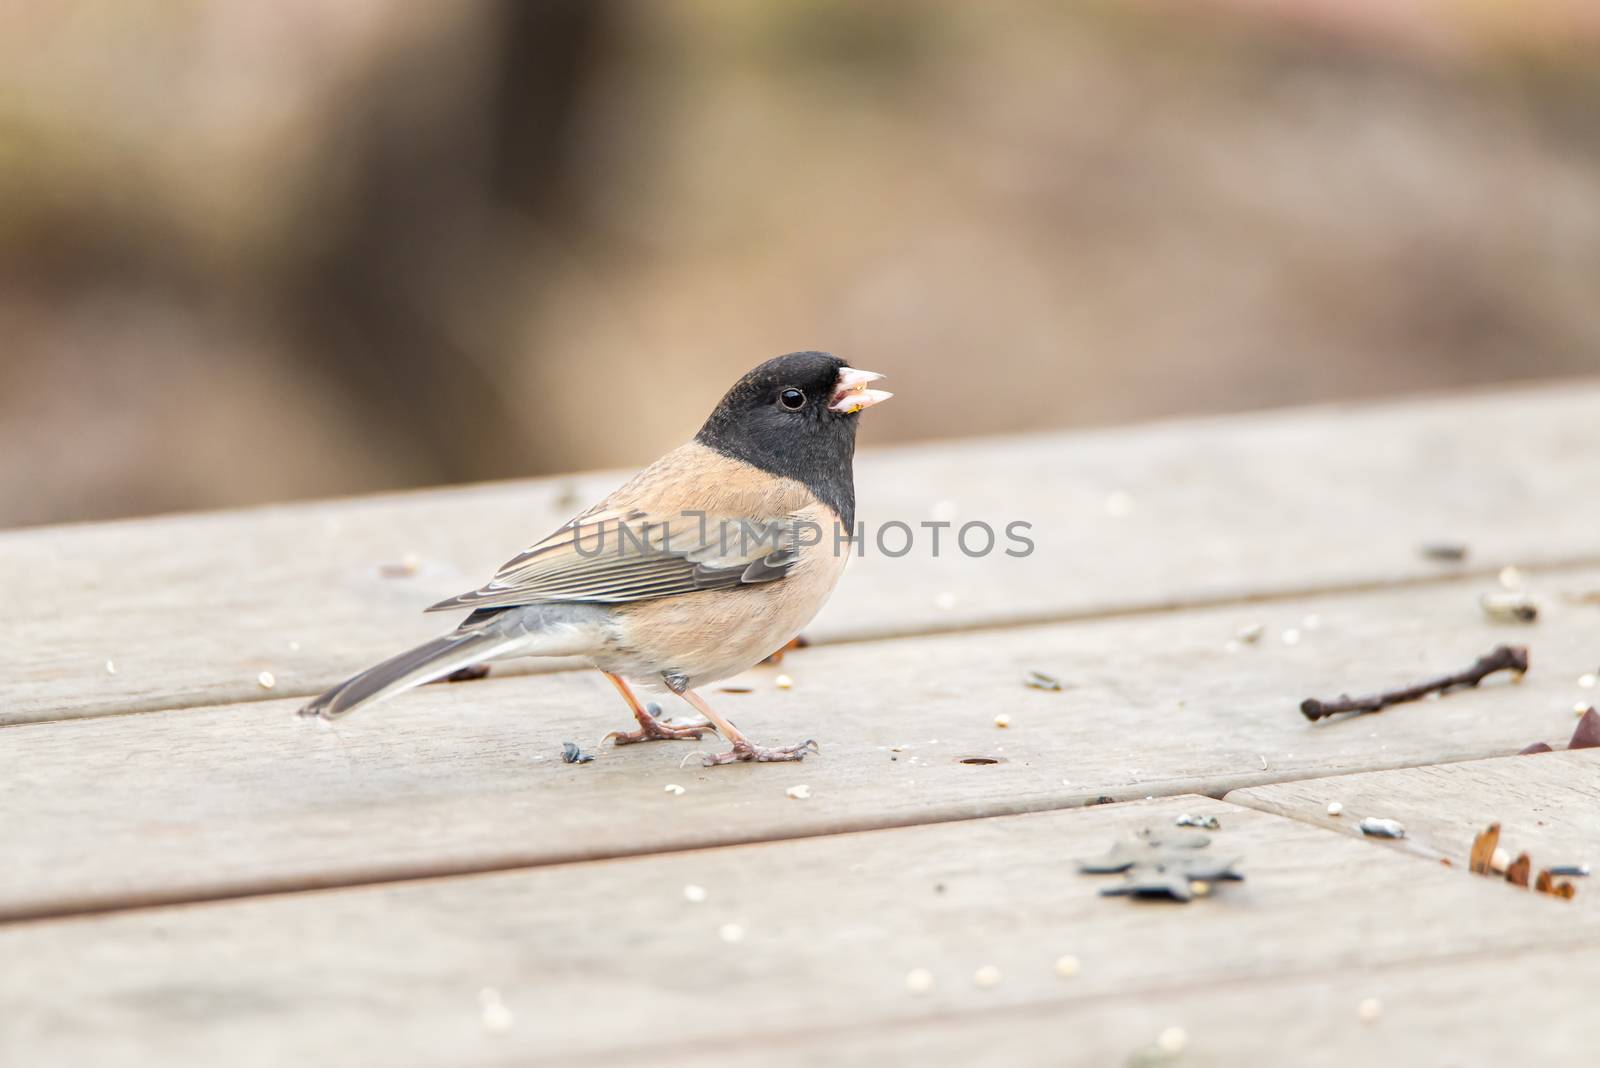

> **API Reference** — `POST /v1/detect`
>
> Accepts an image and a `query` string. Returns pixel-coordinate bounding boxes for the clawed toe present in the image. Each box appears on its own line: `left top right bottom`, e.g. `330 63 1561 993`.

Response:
606 702 709 745
702 738 819 766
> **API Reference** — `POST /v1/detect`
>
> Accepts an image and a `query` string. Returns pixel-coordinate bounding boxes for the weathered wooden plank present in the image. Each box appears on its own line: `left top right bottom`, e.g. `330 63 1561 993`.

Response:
653 945 1600 1067
5 380 1600 724
1227 750 1600 882
1 799 1592 1067
4 565 1598 921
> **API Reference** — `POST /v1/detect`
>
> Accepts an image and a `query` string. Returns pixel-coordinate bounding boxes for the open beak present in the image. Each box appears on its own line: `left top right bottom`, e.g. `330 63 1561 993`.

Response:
829 367 893 414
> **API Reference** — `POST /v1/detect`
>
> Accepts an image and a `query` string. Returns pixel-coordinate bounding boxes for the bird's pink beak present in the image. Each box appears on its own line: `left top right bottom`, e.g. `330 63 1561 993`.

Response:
829 367 892 414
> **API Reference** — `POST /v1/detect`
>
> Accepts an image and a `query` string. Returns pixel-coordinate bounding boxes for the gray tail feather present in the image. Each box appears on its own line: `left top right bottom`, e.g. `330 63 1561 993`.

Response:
297 628 520 721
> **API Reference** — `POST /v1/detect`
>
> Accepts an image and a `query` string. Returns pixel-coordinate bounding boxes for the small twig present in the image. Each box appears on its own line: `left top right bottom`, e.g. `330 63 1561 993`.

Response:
1300 644 1529 722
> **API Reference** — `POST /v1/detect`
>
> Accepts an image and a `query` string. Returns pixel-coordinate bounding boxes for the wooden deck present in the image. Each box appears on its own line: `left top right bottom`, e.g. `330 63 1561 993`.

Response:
5 381 1600 1065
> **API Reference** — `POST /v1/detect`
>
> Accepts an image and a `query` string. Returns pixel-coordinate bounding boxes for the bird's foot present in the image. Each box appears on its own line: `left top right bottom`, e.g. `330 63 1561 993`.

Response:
605 702 709 745
702 738 819 766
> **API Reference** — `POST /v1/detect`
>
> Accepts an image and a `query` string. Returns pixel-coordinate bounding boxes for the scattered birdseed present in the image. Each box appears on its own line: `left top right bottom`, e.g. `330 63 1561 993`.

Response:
1054 954 1081 978
1189 881 1212 898
905 968 935 994
1578 703 1596 718
1491 847 1511 874
972 965 1002 989
1103 491 1133 517
287 640 301 652
683 884 707 903
1420 541 1469 562
1235 622 1264 644
786 784 811 800
478 988 514 1033
718 923 745 944
663 784 686 796
1359 817 1406 839
935 592 958 610
1301 614 1322 630
1326 802 1344 817
1224 640 1243 654
1281 628 1302 646
1580 674 1598 689
104 659 117 675
257 671 276 690
1175 813 1221 830
1156 1027 1188 1055
560 742 595 764
379 553 422 578
1024 670 1063 691
1499 566 1525 589
1480 592 1538 623
1358 997 1382 1023
774 674 794 690
993 713 1012 729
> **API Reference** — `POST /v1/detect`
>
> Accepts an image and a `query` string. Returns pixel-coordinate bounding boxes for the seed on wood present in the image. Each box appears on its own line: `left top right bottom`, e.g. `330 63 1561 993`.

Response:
718 923 745 944
1580 674 1599 689
1326 802 1344 817
717 686 753 694
1420 541 1468 562
994 713 1012 729
257 671 276 690
1490 848 1510 874
1520 741 1554 755
1024 670 1063 691
478 987 514 1032
786 784 811 800
663 784 686 796
1499 565 1525 588
774 674 794 690
1175 813 1221 830
1571 709 1600 750
972 965 1002 989
1359 817 1405 839
905 969 935 994
1505 852 1532 887
683 884 707 903
1577 703 1595 718
1236 622 1264 644
1481 592 1537 623
560 742 595 764
1156 1027 1188 1054
1281 628 1302 646
379 553 422 578
958 756 1003 765
1054 954 1081 978
1358 997 1382 1023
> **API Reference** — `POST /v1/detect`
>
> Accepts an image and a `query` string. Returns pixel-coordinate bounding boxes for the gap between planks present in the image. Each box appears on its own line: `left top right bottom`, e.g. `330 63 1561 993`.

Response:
0 746 1563 928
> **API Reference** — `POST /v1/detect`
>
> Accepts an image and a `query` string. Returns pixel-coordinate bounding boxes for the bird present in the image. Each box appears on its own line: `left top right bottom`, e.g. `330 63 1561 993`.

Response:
298 351 892 765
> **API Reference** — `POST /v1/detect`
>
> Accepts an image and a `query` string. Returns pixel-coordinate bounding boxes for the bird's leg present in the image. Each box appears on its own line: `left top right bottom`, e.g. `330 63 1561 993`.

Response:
679 689 818 766
601 672 707 744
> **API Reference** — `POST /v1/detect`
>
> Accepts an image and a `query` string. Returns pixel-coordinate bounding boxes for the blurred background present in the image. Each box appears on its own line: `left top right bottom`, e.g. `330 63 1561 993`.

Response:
4 0 1598 529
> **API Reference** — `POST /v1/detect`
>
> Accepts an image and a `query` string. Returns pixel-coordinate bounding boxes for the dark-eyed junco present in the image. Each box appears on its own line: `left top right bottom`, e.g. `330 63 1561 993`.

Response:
299 351 891 765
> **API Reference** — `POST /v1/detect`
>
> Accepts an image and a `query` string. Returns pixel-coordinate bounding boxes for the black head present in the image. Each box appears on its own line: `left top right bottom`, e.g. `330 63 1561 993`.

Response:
694 351 891 530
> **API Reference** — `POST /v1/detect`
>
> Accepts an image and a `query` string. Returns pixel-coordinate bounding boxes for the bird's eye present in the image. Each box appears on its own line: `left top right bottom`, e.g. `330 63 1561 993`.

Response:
779 388 806 410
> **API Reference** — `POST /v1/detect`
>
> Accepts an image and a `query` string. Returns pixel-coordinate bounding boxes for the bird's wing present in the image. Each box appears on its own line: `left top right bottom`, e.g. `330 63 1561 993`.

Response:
426 506 802 612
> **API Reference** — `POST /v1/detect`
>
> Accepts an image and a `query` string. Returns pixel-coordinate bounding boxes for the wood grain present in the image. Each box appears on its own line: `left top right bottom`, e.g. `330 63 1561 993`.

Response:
651 945 1600 1067
6 380 1600 724
2 798 1592 1067
5 565 1599 921
1227 749 1600 884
